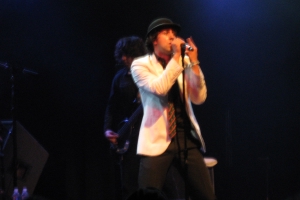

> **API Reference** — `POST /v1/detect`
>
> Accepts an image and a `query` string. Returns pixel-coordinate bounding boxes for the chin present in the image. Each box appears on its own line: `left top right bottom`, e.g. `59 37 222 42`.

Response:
164 49 172 54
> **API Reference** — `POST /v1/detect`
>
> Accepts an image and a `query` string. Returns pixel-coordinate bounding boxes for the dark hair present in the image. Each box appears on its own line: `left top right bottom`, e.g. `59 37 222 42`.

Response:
145 27 178 54
114 36 146 64
145 30 159 54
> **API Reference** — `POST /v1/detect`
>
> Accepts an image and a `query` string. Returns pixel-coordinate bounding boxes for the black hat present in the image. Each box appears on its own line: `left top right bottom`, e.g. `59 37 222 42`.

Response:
146 18 181 37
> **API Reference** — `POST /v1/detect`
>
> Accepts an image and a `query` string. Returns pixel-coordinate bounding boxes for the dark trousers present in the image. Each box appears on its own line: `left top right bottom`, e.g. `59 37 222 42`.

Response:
120 132 186 200
120 133 140 200
138 131 216 200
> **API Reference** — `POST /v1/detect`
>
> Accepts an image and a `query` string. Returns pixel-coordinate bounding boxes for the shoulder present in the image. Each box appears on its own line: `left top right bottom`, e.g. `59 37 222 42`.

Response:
115 67 128 77
112 67 128 82
132 54 152 64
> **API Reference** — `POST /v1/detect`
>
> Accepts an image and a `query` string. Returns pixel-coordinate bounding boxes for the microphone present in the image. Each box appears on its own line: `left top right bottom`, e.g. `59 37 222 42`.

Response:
181 43 193 51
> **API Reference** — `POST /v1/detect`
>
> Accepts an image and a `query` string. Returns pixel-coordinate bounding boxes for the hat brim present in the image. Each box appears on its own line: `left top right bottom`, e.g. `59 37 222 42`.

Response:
147 23 181 37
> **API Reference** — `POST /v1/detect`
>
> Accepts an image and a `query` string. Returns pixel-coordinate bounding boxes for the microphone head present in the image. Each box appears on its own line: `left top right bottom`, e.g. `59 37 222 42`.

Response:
181 44 193 51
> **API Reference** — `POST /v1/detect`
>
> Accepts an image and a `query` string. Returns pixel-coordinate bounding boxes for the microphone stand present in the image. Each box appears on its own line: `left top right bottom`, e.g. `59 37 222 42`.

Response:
10 65 18 191
0 61 38 199
0 61 16 200
180 46 189 200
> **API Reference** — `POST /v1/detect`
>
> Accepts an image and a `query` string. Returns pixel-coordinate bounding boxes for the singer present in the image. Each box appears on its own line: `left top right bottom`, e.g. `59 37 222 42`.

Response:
130 18 216 200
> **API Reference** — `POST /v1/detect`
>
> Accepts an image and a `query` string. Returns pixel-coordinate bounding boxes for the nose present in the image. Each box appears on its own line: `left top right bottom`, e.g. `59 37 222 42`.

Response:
168 31 176 40
121 55 126 61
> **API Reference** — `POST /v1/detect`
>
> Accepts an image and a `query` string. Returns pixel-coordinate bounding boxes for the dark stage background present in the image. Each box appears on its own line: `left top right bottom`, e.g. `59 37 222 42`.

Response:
1 0 299 199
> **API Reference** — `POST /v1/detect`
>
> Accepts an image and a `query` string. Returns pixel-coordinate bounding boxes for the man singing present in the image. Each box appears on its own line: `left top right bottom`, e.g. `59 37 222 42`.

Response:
131 18 216 200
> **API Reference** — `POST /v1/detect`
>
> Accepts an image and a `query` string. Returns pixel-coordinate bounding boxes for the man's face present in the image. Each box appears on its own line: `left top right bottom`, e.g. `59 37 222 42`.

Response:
121 55 134 68
154 28 177 55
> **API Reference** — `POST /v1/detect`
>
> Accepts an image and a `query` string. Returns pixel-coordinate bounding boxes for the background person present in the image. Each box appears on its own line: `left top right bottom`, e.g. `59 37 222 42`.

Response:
104 36 146 200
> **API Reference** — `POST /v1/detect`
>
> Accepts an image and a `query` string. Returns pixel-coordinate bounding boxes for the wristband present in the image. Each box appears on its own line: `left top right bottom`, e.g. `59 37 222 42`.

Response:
187 60 200 68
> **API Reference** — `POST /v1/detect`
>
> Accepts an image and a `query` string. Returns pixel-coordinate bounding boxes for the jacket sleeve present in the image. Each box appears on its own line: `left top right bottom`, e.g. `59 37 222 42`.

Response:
131 56 183 96
103 73 120 132
184 64 207 105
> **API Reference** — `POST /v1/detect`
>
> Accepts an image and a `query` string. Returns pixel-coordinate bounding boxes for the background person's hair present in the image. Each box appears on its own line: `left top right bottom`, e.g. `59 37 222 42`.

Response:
114 36 146 64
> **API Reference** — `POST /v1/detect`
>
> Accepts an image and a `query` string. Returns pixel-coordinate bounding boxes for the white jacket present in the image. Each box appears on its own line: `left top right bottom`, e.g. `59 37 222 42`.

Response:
131 53 207 156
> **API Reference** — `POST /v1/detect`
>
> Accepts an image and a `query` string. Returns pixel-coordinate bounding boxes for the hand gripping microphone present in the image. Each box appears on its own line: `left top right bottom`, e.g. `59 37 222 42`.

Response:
181 43 193 51
181 43 193 60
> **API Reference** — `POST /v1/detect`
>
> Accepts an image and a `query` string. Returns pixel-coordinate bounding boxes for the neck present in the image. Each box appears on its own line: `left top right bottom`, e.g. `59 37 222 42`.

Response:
154 50 171 63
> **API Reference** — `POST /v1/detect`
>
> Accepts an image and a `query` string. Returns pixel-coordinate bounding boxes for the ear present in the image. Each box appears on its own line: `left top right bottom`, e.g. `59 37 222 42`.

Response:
153 39 158 47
